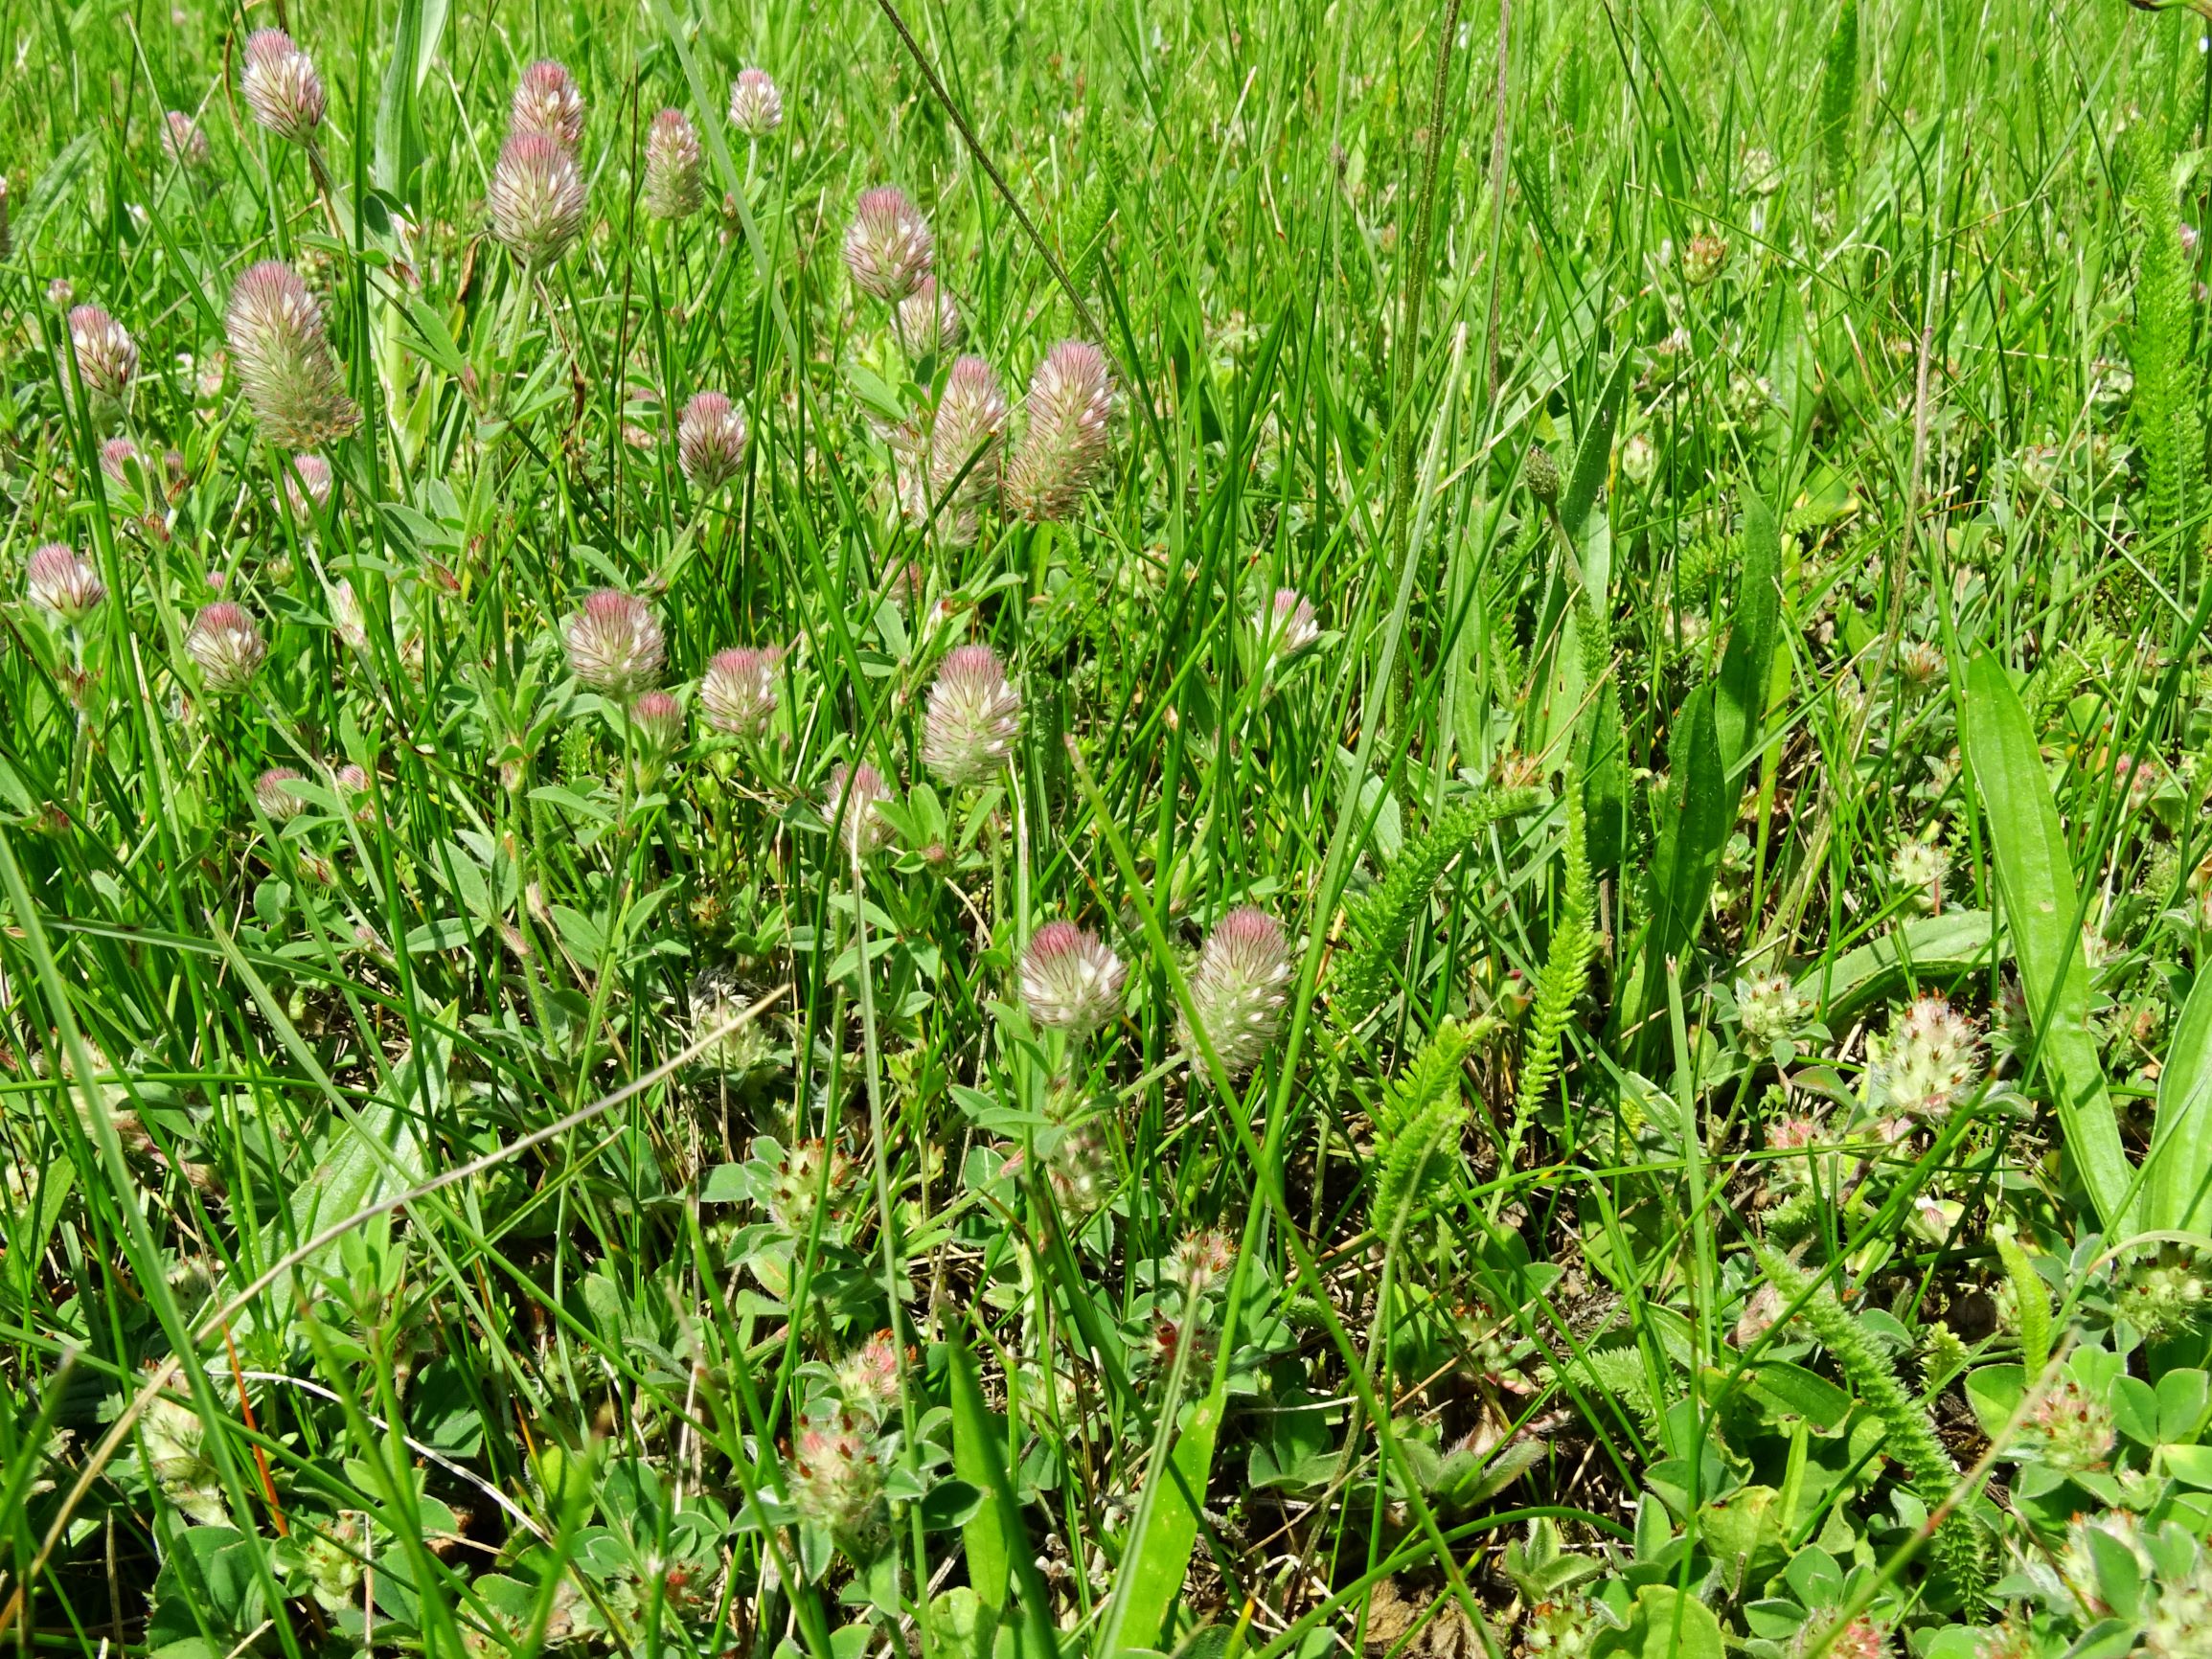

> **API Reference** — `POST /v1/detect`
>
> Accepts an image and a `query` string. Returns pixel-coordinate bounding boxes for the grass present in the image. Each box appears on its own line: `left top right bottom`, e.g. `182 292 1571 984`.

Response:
4 0 2212 1654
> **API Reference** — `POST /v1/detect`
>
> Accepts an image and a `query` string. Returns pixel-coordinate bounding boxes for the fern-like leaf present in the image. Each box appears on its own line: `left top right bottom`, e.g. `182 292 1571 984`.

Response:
1368 1017 1482 1237
1509 789 1597 1159
1331 786 1545 1030
2128 114 2205 598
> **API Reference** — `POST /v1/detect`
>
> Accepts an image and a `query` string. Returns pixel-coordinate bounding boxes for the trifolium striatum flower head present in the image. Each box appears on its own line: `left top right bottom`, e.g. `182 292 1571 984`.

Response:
224 261 359 449
1735 970 1810 1050
490 132 586 269
1867 993 1981 1119
1005 340 1115 522
787 1413 886 1542
562 589 664 701
677 392 748 491
511 60 585 147
843 187 933 304
896 276 962 357
1888 838 1947 912
67 306 137 402
240 31 327 146
727 68 784 139
164 111 211 170
627 691 686 772
1178 906 1291 1079
922 644 1022 786
254 767 307 823
926 354 1010 543
643 108 704 221
284 454 333 517
26 543 104 623
1257 587 1318 656
1018 921 1126 1041
826 761 894 859
700 647 781 739
184 602 267 696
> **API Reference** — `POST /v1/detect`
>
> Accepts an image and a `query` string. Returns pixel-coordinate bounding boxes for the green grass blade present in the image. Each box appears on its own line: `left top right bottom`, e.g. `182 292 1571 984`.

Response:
947 1332 1059 1659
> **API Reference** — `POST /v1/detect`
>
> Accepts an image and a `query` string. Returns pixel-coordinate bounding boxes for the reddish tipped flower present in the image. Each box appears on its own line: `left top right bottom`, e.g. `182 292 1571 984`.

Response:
254 767 306 822
727 68 784 138
788 1413 885 1540
26 543 103 622
643 108 704 221
67 306 137 401
164 111 211 170
834 1332 903 1425
490 131 586 268
1259 587 1318 655
1179 906 1291 1078
922 644 1021 786
511 59 585 147
184 602 266 695
826 761 894 859
100 437 142 487
562 589 664 701
843 187 932 303
628 690 686 763
240 30 326 145
896 276 962 357
700 646 780 737
284 454 333 517
1005 340 1115 522
225 261 359 449
1019 921 1125 1040
927 355 1010 544
677 392 748 490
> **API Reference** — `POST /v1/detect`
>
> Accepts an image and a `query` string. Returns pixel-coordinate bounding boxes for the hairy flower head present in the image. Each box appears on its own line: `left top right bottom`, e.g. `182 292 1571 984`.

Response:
897 276 962 357
67 306 136 402
826 761 894 859
511 59 585 147
643 108 704 220
562 589 664 701
284 453 333 517
677 391 748 491
184 602 266 696
1018 921 1125 1040
26 543 103 623
1867 993 1982 1119
926 355 1010 542
1005 340 1115 522
224 261 359 449
164 111 211 170
922 644 1021 785
727 68 784 138
490 131 586 268
843 186 932 303
254 767 307 823
700 647 781 738
1178 906 1291 1079
240 30 326 145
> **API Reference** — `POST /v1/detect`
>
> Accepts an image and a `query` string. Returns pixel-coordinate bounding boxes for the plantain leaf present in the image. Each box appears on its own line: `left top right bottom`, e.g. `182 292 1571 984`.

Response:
947 1333 1058 1658
2147 966 2212 1232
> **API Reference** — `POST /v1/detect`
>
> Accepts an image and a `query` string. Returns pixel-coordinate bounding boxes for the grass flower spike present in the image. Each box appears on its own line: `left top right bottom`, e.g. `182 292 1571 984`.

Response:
643 108 704 220
490 132 586 268
225 261 359 449
727 68 783 137
1006 340 1115 521
26 543 103 622
700 647 780 738
677 392 747 490
511 59 585 146
241 30 326 145
184 602 266 696
563 589 664 701
923 644 1021 785
843 186 932 303
1179 906 1291 1079
66 306 136 402
1019 921 1126 1040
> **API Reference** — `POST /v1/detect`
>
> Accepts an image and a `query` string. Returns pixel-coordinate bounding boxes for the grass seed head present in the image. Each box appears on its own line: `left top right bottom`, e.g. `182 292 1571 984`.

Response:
490 131 586 268
644 108 705 221
1019 921 1126 1040
26 543 103 622
922 644 1021 786
512 59 585 147
727 68 784 138
1006 340 1115 522
843 186 932 303
677 391 748 490
224 261 359 449
241 30 326 145
184 602 266 696
562 589 664 701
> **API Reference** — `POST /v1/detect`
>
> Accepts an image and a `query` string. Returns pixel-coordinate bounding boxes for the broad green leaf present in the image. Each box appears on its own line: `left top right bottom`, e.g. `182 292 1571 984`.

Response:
946 1334 1057 1658
1991 1230 2050 1381
1797 909 2000 1021
373 0 450 207
1961 650 2133 1231
2147 965 2212 1230
1589 1584 1724 1659
1105 1389 1226 1655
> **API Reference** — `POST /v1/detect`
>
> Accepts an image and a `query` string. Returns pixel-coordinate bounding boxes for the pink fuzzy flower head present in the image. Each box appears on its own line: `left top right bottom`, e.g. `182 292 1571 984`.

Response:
788 1413 885 1540
925 355 1010 544
1019 921 1126 1040
67 306 137 401
254 767 306 822
490 131 586 268
677 391 748 491
1260 587 1318 655
240 30 326 145
727 68 784 139
843 186 933 303
1005 340 1115 522
628 690 686 759
643 108 704 221
923 644 1022 785
511 59 585 148
826 761 894 859
834 1331 904 1425
184 602 266 696
26 543 103 623
225 261 359 449
1869 993 1982 1119
100 438 142 488
562 589 664 701
699 647 780 738
284 453 333 516
1179 906 1291 1078
896 276 962 357
164 111 211 170
1168 1229 1237 1297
